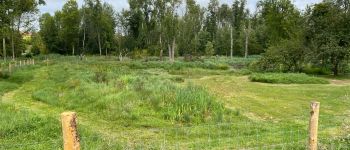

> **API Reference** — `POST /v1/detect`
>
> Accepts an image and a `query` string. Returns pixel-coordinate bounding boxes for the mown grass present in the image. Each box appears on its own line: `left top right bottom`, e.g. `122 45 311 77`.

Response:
0 56 349 149
249 73 330 84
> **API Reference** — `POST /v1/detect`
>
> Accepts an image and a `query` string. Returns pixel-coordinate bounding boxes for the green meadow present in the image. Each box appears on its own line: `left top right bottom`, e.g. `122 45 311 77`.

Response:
0 56 349 149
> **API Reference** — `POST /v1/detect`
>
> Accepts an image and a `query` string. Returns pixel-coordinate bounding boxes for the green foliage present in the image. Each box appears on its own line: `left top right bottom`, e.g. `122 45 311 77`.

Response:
0 70 10 79
0 81 18 96
257 0 301 44
60 0 80 54
31 33 47 55
131 49 149 59
306 1 350 75
256 38 306 72
303 66 330 75
1 56 350 149
93 70 108 84
205 41 215 56
249 73 330 84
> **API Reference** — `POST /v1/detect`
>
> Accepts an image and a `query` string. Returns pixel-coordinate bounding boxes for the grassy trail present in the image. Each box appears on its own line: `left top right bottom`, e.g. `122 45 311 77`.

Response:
1 65 165 148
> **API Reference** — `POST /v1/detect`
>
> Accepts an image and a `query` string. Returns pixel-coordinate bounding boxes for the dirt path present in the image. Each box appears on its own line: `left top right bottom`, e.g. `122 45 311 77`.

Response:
330 79 350 85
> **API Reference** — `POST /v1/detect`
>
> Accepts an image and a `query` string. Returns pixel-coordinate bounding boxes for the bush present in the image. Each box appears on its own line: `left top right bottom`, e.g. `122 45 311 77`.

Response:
93 71 108 84
249 73 329 84
0 70 10 79
254 38 305 72
303 67 330 75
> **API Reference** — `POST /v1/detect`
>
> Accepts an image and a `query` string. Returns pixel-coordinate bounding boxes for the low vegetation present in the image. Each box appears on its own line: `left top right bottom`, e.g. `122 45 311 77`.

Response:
1 0 350 149
249 73 330 84
0 56 349 149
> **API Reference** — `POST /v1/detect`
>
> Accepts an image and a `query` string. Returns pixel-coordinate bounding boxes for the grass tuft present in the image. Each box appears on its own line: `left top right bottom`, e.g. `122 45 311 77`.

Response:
249 73 330 84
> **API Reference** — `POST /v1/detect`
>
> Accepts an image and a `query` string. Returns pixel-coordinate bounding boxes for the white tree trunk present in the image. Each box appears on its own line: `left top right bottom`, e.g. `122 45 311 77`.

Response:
171 38 176 62
230 25 233 59
245 20 251 59
159 35 163 61
82 27 86 54
72 45 75 56
168 44 171 62
3 38 6 61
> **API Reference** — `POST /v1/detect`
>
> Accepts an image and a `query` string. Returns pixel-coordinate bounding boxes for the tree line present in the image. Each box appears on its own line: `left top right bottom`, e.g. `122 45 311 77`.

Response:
1 0 350 75
0 0 45 59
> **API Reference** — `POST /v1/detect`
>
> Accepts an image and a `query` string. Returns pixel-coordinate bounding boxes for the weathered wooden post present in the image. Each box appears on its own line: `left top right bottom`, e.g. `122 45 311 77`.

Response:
309 102 320 150
61 112 80 150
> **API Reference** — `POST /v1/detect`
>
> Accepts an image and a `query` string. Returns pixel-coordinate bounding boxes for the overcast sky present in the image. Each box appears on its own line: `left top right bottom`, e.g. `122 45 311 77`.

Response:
39 0 323 15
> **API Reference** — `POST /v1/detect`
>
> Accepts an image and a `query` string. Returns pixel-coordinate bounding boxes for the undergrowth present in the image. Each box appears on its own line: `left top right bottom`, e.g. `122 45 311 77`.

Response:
249 73 330 84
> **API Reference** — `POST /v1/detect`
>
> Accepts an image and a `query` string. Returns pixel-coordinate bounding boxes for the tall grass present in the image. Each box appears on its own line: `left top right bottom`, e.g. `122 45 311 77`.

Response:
29 61 229 125
249 73 330 84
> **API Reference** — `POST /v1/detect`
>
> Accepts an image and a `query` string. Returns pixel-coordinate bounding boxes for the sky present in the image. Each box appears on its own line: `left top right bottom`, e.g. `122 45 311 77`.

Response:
39 0 323 15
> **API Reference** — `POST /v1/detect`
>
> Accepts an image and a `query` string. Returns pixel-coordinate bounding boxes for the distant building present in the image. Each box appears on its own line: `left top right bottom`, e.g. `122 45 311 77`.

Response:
22 32 32 41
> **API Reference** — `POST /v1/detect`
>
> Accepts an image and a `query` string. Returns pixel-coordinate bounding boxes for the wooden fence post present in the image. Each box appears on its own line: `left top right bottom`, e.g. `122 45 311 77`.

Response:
61 112 80 150
309 102 320 150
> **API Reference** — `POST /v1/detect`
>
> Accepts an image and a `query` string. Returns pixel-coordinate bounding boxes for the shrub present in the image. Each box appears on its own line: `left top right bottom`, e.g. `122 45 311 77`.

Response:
0 70 10 79
205 41 215 56
249 73 329 84
253 38 306 72
93 70 108 84
303 67 330 75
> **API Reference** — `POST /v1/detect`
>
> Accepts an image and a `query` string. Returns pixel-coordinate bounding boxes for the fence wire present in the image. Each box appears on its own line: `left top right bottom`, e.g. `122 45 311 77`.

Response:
1 116 349 150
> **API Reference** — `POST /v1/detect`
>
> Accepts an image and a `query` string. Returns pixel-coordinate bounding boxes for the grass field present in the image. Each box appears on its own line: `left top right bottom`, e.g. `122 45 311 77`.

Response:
0 56 349 149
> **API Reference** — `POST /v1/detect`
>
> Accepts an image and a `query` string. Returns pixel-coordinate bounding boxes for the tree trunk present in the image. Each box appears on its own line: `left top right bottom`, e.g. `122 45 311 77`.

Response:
72 45 75 56
171 38 176 62
168 44 172 62
333 62 339 76
244 21 250 59
11 30 15 60
119 50 123 61
244 30 249 58
98 32 102 56
105 47 108 56
230 25 233 59
2 38 6 61
82 27 86 55
159 35 163 61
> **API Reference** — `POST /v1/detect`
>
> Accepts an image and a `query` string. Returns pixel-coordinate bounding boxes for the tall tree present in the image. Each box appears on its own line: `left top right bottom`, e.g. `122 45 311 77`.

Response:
205 0 219 41
306 1 350 75
164 0 181 62
61 0 80 55
178 0 202 56
7 0 45 59
39 13 60 53
257 0 301 45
